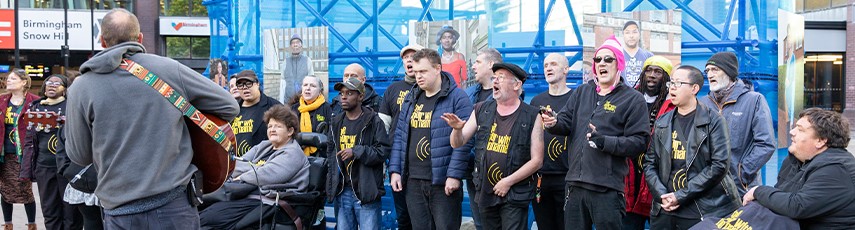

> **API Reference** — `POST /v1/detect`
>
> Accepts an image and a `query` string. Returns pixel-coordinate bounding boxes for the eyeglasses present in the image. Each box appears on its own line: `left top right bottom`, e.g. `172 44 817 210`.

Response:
593 56 616 64
645 68 665 76
235 81 255 90
666 81 694 89
44 81 63 87
491 74 518 83
703 66 721 75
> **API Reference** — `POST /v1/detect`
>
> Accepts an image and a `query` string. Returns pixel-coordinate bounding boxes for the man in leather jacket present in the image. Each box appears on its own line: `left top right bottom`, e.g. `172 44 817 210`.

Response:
643 66 740 229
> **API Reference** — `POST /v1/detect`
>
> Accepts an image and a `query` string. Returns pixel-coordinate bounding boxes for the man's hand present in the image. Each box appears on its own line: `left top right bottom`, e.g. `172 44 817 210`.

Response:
586 123 605 149
660 193 680 211
541 112 557 128
391 173 403 192
445 178 461 196
441 113 466 130
337 148 354 161
493 178 512 197
742 186 758 206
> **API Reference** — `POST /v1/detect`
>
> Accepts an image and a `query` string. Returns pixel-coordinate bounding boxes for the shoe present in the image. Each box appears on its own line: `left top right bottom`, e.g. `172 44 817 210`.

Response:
27 223 37 230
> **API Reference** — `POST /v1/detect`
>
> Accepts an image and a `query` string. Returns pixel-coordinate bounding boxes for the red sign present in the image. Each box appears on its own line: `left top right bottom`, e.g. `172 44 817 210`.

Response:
0 9 14 49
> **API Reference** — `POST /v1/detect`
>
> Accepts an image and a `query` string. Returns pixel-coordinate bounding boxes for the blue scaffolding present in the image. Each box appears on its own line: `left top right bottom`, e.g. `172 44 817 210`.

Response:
203 0 784 228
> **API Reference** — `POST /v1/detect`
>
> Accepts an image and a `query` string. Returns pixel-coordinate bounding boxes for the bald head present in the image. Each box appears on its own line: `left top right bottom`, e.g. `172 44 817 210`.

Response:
545 53 569 68
100 9 141 47
343 63 366 83
544 53 570 84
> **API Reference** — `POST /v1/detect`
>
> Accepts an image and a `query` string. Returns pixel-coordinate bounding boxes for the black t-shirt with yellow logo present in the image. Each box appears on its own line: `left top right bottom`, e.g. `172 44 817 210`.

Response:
667 109 699 218
530 91 571 175
478 109 519 208
233 95 282 157
339 116 366 187
4 102 20 154
407 93 437 180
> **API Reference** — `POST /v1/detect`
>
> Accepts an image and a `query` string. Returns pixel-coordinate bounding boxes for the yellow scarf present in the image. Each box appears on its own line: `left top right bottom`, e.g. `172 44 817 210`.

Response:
298 94 325 156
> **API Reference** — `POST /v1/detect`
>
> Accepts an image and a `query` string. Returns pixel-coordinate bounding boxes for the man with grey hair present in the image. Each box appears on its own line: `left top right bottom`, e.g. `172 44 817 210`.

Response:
66 9 239 229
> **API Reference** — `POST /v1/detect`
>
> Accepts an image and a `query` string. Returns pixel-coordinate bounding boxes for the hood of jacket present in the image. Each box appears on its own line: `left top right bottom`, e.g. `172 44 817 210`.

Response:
80 42 146 75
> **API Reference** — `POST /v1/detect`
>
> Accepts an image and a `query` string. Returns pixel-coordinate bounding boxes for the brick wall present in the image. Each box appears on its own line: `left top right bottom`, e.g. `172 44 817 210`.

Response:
844 0 855 125
134 0 159 54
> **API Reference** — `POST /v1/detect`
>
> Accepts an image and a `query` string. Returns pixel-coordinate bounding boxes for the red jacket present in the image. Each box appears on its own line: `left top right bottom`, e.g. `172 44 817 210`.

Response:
625 99 675 216
0 93 41 178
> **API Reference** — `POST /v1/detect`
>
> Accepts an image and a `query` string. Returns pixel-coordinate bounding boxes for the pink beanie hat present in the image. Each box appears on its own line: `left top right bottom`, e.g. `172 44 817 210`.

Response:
592 35 626 92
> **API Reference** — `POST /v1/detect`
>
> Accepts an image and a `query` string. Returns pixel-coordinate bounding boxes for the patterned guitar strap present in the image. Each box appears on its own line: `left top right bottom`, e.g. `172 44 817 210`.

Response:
116 57 233 151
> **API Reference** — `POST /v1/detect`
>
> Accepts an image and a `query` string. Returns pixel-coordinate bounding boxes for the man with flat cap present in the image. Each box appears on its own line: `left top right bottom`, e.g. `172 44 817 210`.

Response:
443 63 544 230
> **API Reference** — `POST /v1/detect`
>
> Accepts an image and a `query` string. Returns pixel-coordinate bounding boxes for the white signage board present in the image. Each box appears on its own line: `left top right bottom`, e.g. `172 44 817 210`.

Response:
17 9 108 51
159 17 211 36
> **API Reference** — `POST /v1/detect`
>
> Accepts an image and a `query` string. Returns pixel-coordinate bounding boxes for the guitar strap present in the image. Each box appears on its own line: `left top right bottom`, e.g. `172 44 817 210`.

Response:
116 57 233 151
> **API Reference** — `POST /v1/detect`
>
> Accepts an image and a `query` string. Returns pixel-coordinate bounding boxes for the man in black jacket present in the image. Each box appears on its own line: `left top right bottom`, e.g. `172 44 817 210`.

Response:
743 108 855 229
541 35 649 230
233 70 283 157
327 77 390 229
644 66 740 229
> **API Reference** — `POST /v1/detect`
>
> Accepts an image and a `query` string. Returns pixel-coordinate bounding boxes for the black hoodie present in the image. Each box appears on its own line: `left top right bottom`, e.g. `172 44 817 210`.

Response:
325 106 390 203
546 79 650 192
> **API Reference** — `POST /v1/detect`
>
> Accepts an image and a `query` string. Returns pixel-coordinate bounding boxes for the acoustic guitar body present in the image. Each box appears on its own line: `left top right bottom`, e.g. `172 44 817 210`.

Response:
186 114 236 193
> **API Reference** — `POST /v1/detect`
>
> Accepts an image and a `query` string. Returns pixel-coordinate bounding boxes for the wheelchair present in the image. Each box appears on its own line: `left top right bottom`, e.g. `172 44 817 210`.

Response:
200 132 330 230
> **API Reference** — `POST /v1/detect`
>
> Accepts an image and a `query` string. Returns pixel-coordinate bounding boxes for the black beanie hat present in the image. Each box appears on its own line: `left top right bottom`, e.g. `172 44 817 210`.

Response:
706 52 739 81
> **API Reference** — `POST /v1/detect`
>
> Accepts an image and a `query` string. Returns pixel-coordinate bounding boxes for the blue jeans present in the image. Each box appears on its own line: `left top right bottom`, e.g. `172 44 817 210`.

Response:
334 187 382 230
104 196 199 230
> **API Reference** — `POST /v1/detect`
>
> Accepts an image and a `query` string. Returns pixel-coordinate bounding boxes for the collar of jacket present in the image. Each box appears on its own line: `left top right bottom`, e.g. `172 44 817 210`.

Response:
408 71 456 100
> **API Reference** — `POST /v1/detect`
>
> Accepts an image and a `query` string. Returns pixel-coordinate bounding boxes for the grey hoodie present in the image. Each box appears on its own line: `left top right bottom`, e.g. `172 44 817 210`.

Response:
233 139 309 196
66 42 239 211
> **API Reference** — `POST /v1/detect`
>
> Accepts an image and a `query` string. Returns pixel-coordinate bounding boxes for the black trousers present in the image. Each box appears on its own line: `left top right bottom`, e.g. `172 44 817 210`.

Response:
564 185 626 230
392 181 411 230
34 166 80 230
650 213 701 230
481 202 529 230
72 204 102 230
532 174 565 230
405 178 462 230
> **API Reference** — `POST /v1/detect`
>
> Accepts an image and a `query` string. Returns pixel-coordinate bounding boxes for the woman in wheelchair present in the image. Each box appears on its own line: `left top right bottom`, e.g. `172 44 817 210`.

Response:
200 105 311 229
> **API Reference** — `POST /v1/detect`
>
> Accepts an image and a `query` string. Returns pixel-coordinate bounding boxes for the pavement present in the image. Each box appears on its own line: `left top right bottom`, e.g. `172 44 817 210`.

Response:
9 183 45 229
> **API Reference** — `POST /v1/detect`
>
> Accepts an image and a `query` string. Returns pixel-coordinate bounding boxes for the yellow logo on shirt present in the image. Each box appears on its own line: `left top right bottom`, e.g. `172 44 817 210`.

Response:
316 114 325 122
410 104 432 128
603 101 616 113
48 134 58 155
716 210 753 230
396 90 410 110
339 127 356 150
672 130 686 160
4 106 17 125
486 123 511 154
232 116 254 134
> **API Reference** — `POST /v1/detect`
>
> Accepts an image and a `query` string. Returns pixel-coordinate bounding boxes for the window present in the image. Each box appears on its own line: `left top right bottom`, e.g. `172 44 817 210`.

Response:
161 0 207 17
166 36 209 59
804 53 845 112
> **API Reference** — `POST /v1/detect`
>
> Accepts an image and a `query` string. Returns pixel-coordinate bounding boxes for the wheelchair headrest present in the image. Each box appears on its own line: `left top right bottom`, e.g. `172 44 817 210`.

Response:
296 132 329 152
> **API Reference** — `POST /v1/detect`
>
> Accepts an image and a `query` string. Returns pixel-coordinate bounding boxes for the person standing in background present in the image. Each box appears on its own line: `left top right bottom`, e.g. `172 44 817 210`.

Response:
279 34 315 103
437 25 468 88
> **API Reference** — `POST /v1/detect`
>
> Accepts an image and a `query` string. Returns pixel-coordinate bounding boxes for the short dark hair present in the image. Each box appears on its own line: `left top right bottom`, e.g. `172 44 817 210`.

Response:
413 49 441 66
623 21 639 31
676 65 704 86
100 9 140 47
264 105 300 140
798 108 850 148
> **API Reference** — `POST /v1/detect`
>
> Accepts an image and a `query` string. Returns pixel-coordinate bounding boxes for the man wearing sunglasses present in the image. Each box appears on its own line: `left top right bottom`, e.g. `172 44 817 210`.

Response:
643 65 740 229
232 70 283 157
698 52 775 197
542 35 649 229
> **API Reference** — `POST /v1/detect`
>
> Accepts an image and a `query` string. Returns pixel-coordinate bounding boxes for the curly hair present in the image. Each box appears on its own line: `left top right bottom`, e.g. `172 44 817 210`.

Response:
798 108 850 148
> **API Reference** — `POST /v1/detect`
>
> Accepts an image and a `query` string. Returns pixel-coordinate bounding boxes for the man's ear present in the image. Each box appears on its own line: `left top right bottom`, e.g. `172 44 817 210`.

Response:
137 33 144 43
99 36 107 48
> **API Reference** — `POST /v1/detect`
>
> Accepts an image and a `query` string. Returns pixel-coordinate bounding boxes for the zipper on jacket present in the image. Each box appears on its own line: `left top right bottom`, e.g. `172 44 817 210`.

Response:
694 201 705 221
347 122 371 205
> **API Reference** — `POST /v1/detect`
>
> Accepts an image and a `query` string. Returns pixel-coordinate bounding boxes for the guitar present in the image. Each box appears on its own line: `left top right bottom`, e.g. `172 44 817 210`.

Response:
25 110 65 133
186 114 237 194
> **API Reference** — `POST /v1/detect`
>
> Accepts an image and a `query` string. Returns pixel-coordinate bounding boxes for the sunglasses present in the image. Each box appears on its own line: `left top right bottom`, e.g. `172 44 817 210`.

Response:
593 56 616 64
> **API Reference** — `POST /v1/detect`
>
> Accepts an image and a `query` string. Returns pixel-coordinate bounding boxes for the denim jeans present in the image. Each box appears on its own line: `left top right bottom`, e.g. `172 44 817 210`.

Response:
104 196 200 230
406 178 463 230
334 187 382 230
